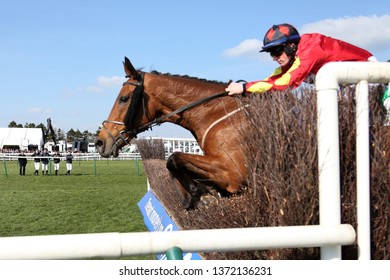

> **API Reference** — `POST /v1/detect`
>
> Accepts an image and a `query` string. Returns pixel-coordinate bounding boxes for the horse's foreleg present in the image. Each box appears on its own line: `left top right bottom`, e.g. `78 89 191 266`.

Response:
166 154 208 209
170 175 203 210
166 152 245 209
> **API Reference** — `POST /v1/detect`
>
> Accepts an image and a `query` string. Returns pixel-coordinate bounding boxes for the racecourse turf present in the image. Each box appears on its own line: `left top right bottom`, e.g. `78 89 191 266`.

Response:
0 159 153 259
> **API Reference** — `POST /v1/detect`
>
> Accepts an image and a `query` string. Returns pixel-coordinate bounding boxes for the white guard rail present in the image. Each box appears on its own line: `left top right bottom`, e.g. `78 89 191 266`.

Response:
315 61 390 260
0 225 355 260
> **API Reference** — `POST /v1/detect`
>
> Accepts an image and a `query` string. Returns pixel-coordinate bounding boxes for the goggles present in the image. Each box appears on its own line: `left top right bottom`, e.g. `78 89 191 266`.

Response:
269 45 285 57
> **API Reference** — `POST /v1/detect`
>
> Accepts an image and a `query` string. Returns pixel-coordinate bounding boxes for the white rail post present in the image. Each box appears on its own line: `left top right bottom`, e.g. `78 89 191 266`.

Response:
316 74 342 260
355 80 371 260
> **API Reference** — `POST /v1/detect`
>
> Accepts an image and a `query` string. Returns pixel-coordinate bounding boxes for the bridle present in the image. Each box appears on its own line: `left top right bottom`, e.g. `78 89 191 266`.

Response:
101 72 145 149
101 71 229 149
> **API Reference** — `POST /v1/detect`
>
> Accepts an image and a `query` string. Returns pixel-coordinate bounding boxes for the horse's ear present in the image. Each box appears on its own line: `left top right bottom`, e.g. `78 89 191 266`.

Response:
123 57 142 81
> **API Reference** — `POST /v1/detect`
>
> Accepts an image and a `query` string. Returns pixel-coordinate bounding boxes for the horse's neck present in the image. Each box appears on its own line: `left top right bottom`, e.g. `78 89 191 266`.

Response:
153 75 226 110
150 75 234 139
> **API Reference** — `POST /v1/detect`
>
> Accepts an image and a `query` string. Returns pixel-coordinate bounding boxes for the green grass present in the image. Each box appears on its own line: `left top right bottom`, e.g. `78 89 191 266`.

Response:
0 159 154 259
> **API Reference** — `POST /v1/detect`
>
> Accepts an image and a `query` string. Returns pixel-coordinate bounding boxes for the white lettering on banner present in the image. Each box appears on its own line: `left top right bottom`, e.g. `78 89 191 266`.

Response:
144 198 163 231
164 224 173 232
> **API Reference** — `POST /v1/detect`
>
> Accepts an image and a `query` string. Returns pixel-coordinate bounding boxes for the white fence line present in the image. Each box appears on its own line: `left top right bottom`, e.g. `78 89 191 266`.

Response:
0 225 355 260
0 153 142 161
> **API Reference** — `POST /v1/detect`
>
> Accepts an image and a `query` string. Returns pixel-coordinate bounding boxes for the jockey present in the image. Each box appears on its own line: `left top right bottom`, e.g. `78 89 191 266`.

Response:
226 23 375 95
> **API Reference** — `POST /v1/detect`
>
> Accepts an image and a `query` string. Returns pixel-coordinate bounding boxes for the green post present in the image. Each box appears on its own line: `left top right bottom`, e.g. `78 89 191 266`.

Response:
94 158 97 176
135 157 140 176
3 158 8 176
166 247 183 260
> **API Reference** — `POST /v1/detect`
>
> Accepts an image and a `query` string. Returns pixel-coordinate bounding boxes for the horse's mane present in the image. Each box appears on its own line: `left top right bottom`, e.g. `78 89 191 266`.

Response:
149 70 226 85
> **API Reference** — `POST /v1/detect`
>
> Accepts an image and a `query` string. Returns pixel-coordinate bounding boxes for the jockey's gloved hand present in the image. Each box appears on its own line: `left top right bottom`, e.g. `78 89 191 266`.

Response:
226 82 246 96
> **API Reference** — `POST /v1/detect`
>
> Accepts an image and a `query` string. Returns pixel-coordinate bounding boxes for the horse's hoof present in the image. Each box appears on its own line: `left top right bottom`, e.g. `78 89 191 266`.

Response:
183 196 200 210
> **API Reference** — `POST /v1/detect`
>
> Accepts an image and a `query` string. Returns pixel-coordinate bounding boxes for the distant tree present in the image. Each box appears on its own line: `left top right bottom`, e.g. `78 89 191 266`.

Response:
57 128 65 140
36 123 46 130
66 128 76 142
24 123 37 128
81 130 93 141
74 129 83 139
8 121 17 127
8 121 22 128
96 126 101 136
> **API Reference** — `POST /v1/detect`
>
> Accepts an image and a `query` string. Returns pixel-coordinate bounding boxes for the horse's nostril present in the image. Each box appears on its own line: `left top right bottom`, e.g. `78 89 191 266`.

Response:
95 139 103 148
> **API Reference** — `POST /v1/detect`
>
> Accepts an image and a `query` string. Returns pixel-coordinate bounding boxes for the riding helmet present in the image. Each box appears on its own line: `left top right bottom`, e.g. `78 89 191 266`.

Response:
260 23 300 52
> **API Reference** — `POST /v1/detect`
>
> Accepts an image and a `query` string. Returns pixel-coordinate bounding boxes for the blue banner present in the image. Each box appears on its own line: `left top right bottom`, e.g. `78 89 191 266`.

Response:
138 191 202 260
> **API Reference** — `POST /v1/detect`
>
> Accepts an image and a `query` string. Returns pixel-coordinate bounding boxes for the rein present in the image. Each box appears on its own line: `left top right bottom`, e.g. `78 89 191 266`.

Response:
133 91 229 135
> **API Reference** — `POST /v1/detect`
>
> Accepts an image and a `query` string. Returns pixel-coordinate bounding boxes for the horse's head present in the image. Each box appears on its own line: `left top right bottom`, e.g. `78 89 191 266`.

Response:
95 57 149 157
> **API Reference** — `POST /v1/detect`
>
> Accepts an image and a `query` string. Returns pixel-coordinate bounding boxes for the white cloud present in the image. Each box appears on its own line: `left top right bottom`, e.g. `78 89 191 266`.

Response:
77 86 103 94
28 107 52 113
97 76 126 88
77 76 126 95
223 15 390 61
223 39 262 58
300 15 390 57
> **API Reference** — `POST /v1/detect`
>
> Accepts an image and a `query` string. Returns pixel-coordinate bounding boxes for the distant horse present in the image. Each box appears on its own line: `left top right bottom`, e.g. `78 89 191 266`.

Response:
95 57 249 209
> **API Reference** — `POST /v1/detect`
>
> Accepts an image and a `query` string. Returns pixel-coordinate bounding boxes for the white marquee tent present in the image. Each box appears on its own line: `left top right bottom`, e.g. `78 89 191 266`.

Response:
0 128 43 151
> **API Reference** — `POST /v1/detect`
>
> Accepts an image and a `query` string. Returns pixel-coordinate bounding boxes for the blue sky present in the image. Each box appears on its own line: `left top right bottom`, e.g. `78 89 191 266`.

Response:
1 0 389 139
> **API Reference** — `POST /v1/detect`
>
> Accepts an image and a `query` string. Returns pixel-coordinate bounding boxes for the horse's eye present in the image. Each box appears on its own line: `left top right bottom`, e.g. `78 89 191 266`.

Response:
119 96 129 103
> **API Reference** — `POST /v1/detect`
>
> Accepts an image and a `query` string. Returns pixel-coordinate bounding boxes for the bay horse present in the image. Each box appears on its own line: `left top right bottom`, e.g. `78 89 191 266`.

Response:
95 57 249 209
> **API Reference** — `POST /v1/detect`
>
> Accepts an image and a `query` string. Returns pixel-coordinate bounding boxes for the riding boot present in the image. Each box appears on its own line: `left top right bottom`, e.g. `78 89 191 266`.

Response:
46 171 48 175
55 170 58 176
34 170 38 176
